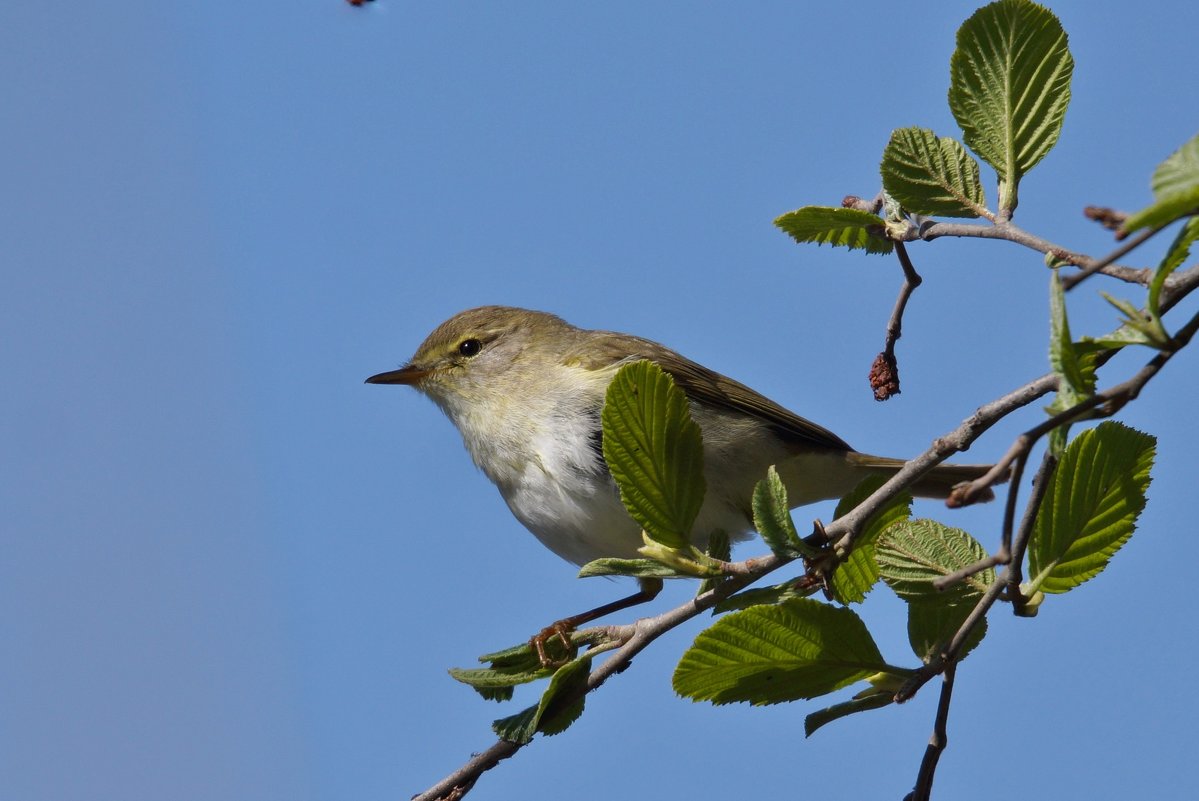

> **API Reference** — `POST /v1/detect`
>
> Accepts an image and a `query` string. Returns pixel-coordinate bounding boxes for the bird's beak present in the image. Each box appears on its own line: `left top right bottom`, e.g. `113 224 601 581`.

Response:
365 364 431 385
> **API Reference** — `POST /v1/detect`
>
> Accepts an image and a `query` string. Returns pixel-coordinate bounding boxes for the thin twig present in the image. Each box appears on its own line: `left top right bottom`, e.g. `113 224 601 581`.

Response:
830 372 1058 554
871 241 922 401
412 555 789 801
898 313 1199 703
933 553 1006 592
1007 452 1058 615
416 296 1199 801
913 220 1153 288
909 663 956 801
1061 224 1163 290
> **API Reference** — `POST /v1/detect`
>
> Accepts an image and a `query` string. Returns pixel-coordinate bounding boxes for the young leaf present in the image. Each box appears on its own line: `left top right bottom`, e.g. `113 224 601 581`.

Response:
774 206 894 255
491 655 592 743
450 643 557 702
448 665 550 699
830 476 913 605
602 360 706 549
877 519 995 601
577 557 689 580
1045 271 1096 454
1122 132 1199 235
1152 130 1199 198
949 0 1073 211
673 598 904 705
880 127 989 218
907 600 987 665
804 691 894 737
1120 190 1199 236
752 466 816 558
1049 272 1092 402
1027 422 1156 595
1149 216 1199 318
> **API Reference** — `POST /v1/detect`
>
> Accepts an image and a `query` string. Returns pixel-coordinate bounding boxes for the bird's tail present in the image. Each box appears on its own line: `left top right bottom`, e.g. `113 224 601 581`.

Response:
847 453 998 502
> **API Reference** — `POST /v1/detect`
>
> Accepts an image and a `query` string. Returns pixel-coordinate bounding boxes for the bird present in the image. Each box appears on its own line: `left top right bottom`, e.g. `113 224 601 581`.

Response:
367 306 990 657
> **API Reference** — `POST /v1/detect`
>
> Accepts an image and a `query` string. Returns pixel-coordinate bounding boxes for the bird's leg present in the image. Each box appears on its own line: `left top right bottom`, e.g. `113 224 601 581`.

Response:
531 577 664 667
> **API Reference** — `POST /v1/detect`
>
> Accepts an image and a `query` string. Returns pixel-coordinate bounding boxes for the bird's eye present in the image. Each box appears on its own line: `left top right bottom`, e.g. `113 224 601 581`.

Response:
457 338 483 357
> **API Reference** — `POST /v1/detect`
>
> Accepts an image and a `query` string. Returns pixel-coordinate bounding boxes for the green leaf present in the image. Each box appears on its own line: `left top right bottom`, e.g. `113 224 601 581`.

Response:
577 558 690 579
1049 271 1092 402
450 643 556 702
752 466 817 558
1121 132 1199 235
698 529 732 597
1149 216 1199 318
602 360 706 549
1152 130 1199 198
448 665 548 697
1120 189 1199 236
907 601 987 665
949 0 1074 211
880 127 988 218
491 655 592 743
830 477 913 605
1046 271 1096 454
1027 422 1156 595
774 206 894 255
877 519 995 601
804 691 894 737
673 598 906 705
1095 293 1169 350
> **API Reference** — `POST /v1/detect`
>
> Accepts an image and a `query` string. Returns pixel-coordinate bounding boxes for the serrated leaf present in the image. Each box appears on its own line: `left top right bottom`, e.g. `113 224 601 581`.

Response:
602 360 705 549
804 691 894 737
774 206 894 255
1152 131 1199 198
877 519 995 601
450 646 554 702
949 0 1073 210
1121 132 1199 235
1027 422 1155 594
830 477 913 605
577 557 689 579
491 655 592 743
448 665 549 692
752 466 816 558
880 127 988 218
673 598 904 705
907 601 987 665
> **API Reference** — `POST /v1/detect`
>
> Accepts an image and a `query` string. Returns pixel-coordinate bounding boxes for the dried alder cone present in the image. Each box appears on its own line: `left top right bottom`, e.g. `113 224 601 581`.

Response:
869 351 900 401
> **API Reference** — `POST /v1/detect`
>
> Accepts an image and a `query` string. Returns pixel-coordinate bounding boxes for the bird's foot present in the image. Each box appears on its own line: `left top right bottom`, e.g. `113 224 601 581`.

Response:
530 620 578 668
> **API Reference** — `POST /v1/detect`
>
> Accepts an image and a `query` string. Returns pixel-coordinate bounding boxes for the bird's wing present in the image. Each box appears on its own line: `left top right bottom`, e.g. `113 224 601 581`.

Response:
572 333 854 453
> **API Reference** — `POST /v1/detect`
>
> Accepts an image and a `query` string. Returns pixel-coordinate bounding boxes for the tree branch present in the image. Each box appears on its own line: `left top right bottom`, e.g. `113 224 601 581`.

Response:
909 663 956 801
412 555 789 801
415 273 1199 801
870 241 922 401
912 220 1153 288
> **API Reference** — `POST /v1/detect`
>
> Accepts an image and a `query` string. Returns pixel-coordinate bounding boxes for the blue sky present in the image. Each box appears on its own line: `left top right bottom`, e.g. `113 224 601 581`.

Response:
3 2 1196 799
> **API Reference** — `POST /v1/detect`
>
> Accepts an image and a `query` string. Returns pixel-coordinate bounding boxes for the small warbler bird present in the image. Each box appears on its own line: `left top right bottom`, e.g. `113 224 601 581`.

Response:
367 306 989 645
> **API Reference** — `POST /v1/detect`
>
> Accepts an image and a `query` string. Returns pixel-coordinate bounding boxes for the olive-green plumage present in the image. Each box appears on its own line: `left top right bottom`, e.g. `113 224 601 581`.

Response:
368 306 990 566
